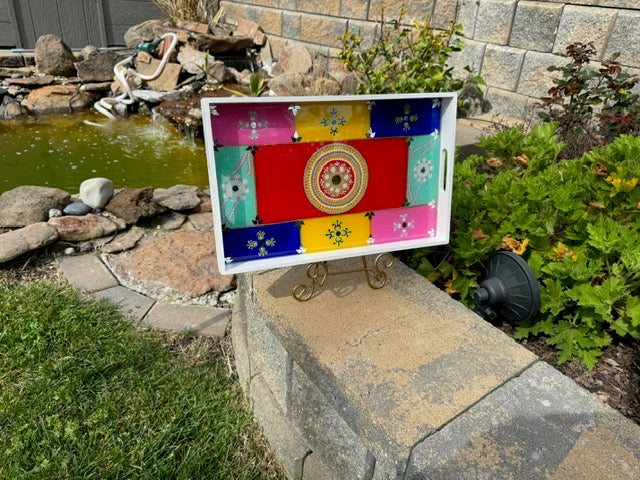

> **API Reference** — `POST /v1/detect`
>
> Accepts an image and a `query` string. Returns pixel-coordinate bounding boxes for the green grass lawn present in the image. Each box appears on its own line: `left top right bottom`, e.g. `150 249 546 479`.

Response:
0 281 284 479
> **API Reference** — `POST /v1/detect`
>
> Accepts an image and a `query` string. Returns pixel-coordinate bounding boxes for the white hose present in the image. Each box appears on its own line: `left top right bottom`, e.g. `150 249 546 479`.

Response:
93 32 178 120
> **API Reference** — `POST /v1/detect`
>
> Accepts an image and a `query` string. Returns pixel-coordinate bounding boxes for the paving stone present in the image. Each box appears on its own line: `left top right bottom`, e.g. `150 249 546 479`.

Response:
510 1 563 53
57 254 119 292
246 258 536 477
143 302 230 337
604 10 640 68
552 5 617 59
473 0 517 46
517 50 569 98
92 286 155 321
481 44 525 91
405 362 640 479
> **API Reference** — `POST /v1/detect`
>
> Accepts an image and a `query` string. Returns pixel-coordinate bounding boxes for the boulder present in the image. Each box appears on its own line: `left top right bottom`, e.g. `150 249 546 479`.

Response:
22 85 97 113
74 51 122 83
104 187 165 224
0 95 27 119
135 51 181 92
268 72 308 96
277 45 313 75
124 19 166 48
105 231 234 297
0 222 59 263
177 44 209 75
188 212 213 231
48 213 118 241
79 177 115 209
308 75 342 96
0 186 70 227
34 34 76 76
153 184 201 211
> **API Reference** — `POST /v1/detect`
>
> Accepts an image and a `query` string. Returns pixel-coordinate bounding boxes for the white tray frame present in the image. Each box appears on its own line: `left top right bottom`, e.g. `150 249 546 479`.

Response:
201 92 457 275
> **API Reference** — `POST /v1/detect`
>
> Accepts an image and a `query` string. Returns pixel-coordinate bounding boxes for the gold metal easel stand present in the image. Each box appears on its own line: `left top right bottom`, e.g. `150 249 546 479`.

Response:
292 253 394 302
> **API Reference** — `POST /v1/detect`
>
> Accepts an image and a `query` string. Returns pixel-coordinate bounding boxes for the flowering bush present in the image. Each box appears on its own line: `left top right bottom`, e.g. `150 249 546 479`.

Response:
410 124 640 368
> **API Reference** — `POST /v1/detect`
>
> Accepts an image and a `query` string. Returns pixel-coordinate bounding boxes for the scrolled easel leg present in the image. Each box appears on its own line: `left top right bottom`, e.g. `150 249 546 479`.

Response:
292 254 394 301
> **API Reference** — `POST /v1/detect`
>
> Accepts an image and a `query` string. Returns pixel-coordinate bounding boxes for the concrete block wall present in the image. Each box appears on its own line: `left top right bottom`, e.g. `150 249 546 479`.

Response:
220 0 640 121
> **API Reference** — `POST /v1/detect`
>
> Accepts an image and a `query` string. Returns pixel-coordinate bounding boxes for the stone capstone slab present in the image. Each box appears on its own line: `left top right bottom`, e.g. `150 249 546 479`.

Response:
104 187 166 224
0 222 59 263
104 231 234 298
92 286 155 321
143 302 230 337
0 185 70 227
473 0 517 46
49 213 119 241
57 254 119 292
510 1 563 53
236 258 537 478
405 362 640 479
152 184 201 211
552 5 617 58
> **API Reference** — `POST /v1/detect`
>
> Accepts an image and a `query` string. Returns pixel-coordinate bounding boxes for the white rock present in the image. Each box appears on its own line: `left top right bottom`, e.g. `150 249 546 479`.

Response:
79 177 114 209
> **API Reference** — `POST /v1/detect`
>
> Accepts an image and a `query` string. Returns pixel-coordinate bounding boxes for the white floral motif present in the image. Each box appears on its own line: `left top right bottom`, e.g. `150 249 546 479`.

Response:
393 213 415 238
238 110 268 140
427 228 436 238
413 159 434 183
222 174 249 202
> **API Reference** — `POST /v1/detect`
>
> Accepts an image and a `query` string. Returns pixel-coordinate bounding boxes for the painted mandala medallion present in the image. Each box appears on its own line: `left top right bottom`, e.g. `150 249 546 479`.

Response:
304 143 368 214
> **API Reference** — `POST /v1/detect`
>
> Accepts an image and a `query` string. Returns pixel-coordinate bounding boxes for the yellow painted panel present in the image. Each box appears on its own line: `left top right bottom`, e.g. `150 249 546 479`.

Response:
295 101 371 142
300 212 371 253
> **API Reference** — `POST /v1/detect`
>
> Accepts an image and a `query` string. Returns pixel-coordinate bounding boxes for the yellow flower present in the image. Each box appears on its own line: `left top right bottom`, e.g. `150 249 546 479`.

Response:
501 235 529 255
625 177 639 189
606 176 623 189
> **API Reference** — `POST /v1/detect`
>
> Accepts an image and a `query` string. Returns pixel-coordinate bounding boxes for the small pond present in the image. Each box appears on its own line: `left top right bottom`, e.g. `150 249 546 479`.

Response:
0 112 209 194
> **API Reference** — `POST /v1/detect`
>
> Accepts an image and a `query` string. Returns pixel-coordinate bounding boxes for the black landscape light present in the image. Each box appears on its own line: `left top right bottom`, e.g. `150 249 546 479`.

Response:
474 251 540 323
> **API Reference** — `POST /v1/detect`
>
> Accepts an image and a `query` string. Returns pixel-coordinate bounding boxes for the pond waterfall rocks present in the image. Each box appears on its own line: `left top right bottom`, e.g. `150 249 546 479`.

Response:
0 16 356 130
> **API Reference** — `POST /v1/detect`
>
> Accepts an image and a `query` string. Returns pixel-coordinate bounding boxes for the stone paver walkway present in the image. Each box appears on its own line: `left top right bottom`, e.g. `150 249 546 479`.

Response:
57 253 230 337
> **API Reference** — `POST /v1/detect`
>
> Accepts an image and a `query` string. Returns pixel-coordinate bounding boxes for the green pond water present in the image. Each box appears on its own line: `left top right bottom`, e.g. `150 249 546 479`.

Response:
0 112 209 194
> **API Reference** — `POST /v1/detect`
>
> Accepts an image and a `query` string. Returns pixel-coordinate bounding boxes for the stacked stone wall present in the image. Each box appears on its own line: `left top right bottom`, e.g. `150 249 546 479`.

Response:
220 0 640 121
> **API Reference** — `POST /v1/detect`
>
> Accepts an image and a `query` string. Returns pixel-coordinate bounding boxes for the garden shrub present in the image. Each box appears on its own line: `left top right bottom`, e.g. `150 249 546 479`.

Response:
336 5 484 114
410 124 640 368
537 42 640 159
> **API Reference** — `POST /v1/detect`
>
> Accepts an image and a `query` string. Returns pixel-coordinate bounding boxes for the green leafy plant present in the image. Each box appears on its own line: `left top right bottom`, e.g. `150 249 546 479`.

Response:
410 125 640 368
250 73 267 97
537 42 640 158
336 3 484 110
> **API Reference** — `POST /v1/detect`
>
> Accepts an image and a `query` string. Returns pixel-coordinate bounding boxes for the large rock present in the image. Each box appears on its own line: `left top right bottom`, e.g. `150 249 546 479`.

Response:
277 45 313 75
0 95 27 119
74 51 122 82
268 72 308 96
0 222 59 263
0 186 70 227
124 19 166 48
79 177 115 209
195 34 254 54
34 34 76 76
104 187 165 224
135 51 181 92
49 213 119 241
177 44 209 75
22 85 97 113
105 231 234 297
153 184 201 211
